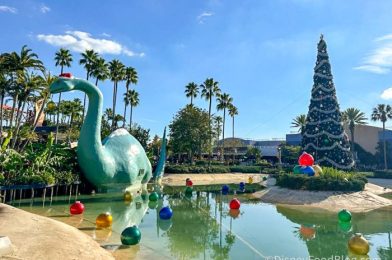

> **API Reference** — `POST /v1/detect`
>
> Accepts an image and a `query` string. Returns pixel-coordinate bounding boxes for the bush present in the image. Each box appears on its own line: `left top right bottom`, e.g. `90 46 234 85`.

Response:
373 170 392 179
276 172 366 192
230 166 261 173
0 174 4 185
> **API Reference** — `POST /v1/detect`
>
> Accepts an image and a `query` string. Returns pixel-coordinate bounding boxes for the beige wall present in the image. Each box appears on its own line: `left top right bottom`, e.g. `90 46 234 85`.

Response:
344 124 382 155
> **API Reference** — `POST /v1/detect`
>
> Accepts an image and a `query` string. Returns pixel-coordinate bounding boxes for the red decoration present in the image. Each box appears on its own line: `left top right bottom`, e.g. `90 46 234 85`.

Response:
70 201 85 215
59 72 72 78
229 209 240 219
186 179 193 187
229 198 241 210
300 225 316 240
298 152 314 166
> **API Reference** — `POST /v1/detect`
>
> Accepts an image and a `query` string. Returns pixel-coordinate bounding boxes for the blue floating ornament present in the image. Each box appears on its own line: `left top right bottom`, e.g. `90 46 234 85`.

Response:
159 206 173 220
300 166 315 176
222 185 229 195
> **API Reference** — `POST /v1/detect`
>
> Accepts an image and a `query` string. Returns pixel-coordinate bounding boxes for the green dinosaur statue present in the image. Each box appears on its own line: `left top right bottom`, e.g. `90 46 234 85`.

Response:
50 75 152 189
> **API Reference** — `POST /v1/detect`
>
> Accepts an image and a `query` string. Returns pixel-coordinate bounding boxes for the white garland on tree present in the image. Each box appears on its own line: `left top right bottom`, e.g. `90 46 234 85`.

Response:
314 73 333 79
304 142 351 152
306 117 341 125
311 84 335 93
314 59 329 70
316 157 355 169
309 107 337 114
303 130 344 138
311 95 336 101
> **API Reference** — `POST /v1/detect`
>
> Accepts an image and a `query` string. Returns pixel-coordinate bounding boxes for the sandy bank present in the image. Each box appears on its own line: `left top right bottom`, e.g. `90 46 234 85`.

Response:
162 173 265 186
0 203 114 260
252 182 392 213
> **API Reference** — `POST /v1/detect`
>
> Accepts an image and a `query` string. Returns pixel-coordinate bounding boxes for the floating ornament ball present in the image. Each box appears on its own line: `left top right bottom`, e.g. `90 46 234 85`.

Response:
248 176 253 184
313 165 323 176
149 192 159 202
121 226 141 246
229 198 241 210
348 233 370 255
293 165 302 174
158 219 172 231
159 206 173 220
96 212 113 228
222 185 229 195
124 191 133 202
300 166 315 176
298 152 314 166
338 209 352 222
70 201 85 215
338 221 352 233
299 225 316 240
229 209 240 219
148 201 158 209
185 178 193 187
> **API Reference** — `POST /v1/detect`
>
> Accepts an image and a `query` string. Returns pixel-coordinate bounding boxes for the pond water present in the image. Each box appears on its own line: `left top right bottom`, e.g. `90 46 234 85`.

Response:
13 184 392 260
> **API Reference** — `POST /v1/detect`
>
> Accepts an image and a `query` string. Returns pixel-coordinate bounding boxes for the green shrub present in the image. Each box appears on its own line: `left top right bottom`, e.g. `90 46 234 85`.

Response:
207 166 230 173
373 170 392 179
254 160 272 167
230 166 261 173
0 174 4 185
276 173 366 192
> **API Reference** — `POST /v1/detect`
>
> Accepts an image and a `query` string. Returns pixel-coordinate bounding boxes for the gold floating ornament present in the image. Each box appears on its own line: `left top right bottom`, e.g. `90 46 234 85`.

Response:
124 191 133 202
348 233 370 256
313 165 323 176
248 176 253 184
96 212 113 228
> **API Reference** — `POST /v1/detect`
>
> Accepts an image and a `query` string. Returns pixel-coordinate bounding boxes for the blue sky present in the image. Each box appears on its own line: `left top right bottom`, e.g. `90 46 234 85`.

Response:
1 0 392 140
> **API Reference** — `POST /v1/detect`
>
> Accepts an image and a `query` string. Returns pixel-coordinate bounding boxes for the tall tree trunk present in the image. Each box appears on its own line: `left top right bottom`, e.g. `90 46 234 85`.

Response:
20 96 48 151
12 100 26 149
9 94 18 129
55 92 62 144
190 96 193 106
232 116 235 164
222 108 226 162
350 124 355 160
95 77 99 86
208 93 212 165
112 81 118 130
383 122 387 170
0 95 4 144
123 84 129 127
129 104 133 129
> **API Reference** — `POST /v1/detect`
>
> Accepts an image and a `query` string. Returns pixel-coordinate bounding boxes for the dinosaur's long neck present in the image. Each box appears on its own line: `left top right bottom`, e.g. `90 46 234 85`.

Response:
74 79 103 151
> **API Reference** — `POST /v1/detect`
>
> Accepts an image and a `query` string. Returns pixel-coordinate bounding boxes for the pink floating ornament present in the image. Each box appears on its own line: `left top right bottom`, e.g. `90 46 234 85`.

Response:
229 198 241 210
70 201 85 215
298 152 314 166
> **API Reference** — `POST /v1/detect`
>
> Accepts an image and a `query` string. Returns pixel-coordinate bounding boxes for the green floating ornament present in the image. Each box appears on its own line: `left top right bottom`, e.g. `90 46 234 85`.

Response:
185 186 193 196
338 209 352 222
293 165 302 174
149 192 159 202
121 226 141 245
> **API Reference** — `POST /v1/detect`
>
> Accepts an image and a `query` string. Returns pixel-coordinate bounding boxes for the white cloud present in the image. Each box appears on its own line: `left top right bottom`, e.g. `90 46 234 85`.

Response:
40 4 50 13
101 32 111 37
355 34 392 74
197 11 214 24
0 5 17 13
36 30 144 57
381 87 392 100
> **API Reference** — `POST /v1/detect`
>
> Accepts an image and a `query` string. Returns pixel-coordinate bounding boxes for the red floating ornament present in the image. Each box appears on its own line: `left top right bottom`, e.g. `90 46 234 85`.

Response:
186 178 193 187
59 72 72 78
298 152 314 166
229 209 240 219
70 201 85 215
229 198 241 210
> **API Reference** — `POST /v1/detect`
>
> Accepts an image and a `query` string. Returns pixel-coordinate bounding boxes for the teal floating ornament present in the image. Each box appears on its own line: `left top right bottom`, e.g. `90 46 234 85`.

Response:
338 209 352 222
293 165 302 174
148 201 158 209
185 186 193 197
338 221 352 233
121 226 141 245
149 192 159 202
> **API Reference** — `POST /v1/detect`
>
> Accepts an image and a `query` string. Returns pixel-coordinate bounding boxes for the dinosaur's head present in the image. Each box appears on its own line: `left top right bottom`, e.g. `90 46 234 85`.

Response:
50 73 76 94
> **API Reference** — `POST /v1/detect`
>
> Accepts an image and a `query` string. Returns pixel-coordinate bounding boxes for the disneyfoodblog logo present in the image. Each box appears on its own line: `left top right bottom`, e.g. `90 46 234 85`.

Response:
265 256 380 260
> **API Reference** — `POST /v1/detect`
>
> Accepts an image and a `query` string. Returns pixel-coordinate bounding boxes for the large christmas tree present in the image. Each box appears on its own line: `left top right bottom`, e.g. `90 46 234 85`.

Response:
302 35 354 170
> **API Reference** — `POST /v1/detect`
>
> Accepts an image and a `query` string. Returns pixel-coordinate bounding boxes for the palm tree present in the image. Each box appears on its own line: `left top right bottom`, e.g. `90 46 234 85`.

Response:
2 45 43 129
91 57 109 87
0 71 9 144
122 67 138 127
54 48 72 74
79 49 99 120
201 78 221 163
108 59 125 129
217 93 233 161
54 48 72 144
185 82 199 106
371 104 392 170
342 108 367 160
228 104 238 163
291 114 307 135
69 98 83 126
124 89 139 128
